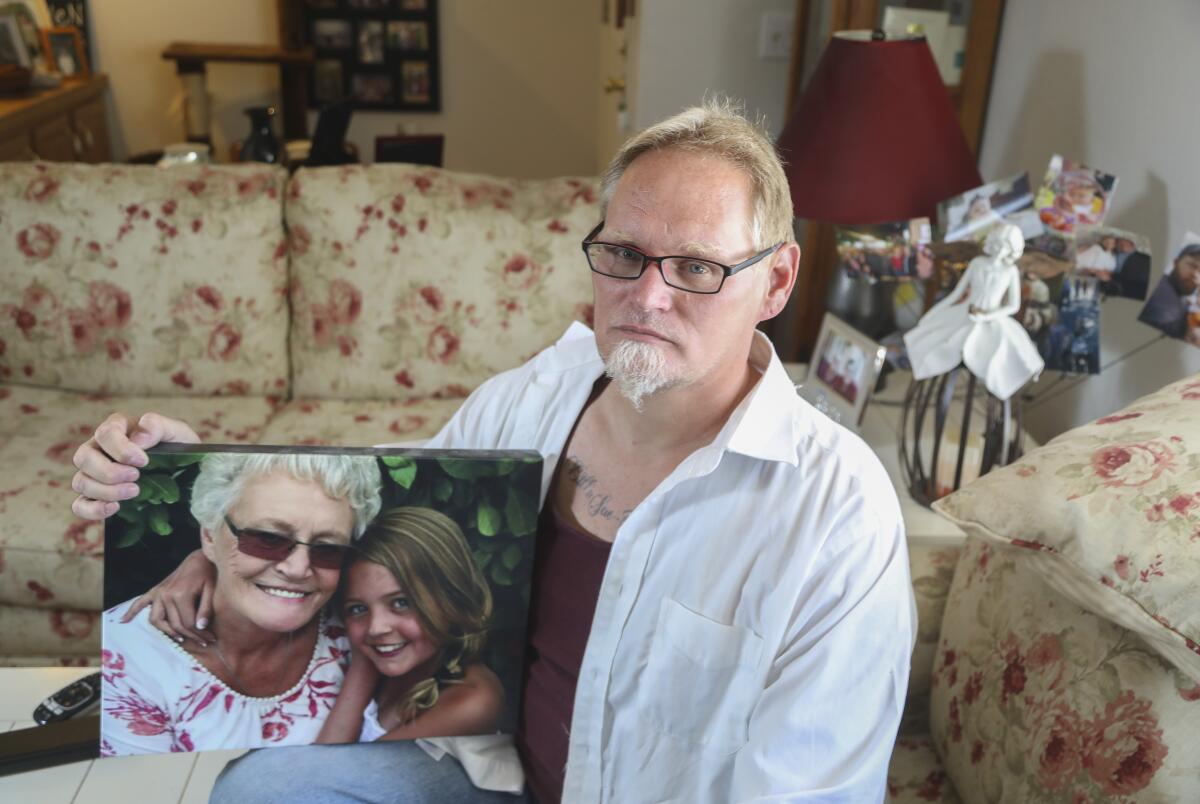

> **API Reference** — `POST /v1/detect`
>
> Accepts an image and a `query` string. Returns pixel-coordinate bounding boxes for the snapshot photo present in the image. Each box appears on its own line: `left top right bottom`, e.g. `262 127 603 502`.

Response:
835 218 933 280
1138 232 1200 345
800 314 887 429
358 20 385 64
1020 230 1076 281
400 60 431 104
1039 275 1101 374
314 59 345 104
938 172 1039 244
387 21 429 50
101 445 541 758
1034 154 1118 234
353 73 394 104
1074 225 1152 300
312 19 353 50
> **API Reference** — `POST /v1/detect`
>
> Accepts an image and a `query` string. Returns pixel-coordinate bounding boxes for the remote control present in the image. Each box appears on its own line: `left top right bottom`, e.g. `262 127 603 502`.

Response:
33 672 101 725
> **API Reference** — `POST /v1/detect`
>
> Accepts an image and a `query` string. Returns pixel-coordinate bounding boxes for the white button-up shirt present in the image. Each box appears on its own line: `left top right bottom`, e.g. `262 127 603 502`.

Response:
413 323 915 803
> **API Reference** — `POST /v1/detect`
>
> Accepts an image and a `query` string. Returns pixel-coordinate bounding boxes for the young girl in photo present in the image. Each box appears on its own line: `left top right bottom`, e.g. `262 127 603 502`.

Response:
316 506 504 743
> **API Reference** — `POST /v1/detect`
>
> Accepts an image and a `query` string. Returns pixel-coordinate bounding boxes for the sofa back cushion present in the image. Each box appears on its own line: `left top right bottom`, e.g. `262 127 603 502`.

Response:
934 371 1200 684
0 164 290 396
930 538 1200 802
285 165 599 400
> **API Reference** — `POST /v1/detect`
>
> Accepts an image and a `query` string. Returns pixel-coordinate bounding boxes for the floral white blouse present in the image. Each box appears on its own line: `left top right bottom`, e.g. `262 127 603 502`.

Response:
100 601 349 756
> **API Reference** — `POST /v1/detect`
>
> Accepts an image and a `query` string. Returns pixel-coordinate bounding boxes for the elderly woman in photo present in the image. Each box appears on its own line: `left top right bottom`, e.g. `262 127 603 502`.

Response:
100 452 382 756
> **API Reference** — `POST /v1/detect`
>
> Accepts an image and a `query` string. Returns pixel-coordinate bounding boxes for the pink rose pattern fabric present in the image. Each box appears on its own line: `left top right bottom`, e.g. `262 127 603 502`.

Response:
0 602 98 657
258 396 464 447
904 541 963 736
887 735 962 803
0 387 274 617
285 165 598 400
929 538 1200 803
0 163 291 396
934 371 1200 683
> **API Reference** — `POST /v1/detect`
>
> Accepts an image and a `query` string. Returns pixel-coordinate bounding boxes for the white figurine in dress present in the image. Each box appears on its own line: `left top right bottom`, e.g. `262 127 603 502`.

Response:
904 222 1043 400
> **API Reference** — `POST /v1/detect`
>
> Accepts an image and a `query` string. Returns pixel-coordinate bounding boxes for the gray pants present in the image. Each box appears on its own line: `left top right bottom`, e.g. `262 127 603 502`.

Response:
210 741 532 804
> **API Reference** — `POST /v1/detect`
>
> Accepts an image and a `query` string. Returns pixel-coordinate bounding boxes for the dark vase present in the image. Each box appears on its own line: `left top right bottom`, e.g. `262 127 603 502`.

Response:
239 106 281 164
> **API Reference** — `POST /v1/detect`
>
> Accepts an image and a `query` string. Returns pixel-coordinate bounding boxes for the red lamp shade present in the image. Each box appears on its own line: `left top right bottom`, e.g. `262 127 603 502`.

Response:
777 32 982 225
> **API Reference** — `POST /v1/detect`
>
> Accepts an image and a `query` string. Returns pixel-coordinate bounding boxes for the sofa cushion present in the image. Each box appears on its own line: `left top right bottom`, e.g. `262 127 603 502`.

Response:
0 604 99 658
904 539 962 736
887 735 960 803
934 372 1200 683
258 396 463 446
285 164 598 400
0 163 291 396
0 387 274 610
930 538 1200 802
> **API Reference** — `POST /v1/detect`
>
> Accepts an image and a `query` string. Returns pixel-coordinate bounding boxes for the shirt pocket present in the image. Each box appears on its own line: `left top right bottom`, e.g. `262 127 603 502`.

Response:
635 597 765 754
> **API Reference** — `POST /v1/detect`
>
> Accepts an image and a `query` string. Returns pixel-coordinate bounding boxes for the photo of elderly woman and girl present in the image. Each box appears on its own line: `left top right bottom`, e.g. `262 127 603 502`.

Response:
100 448 538 767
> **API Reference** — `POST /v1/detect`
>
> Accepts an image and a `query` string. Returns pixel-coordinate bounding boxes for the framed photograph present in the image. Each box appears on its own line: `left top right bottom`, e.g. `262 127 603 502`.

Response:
938 172 1037 244
1074 225 1152 301
1139 232 1200 345
313 58 345 104
835 218 933 281
387 20 428 50
101 445 541 757
0 13 30 67
305 0 439 112
800 314 887 429
41 25 87 78
1039 275 1101 374
352 72 394 104
400 60 430 104
312 18 352 50
1034 154 1118 234
357 20 384 64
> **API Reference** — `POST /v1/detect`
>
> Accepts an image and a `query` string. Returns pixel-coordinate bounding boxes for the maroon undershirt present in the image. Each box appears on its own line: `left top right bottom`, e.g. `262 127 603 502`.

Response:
515 502 612 804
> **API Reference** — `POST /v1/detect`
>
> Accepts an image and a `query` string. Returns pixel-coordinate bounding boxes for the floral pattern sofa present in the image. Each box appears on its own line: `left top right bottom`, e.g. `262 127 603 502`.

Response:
0 161 599 665
888 374 1200 802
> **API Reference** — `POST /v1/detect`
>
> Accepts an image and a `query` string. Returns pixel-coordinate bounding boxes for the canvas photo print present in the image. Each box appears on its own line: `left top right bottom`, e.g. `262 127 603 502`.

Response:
1074 225 1152 301
1039 275 1102 374
938 172 1039 244
835 218 933 280
1034 154 1118 234
801 314 886 429
1139 232 1200 345
101 445 541 758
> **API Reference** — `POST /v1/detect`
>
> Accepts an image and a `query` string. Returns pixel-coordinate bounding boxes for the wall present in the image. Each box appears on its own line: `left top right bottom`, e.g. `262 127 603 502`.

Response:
979 0 1200 443
92 0 599 178
629 0 795 138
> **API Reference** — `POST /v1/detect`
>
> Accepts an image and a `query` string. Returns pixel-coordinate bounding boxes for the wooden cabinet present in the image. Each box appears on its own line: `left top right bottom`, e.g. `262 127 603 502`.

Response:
0 75 112 163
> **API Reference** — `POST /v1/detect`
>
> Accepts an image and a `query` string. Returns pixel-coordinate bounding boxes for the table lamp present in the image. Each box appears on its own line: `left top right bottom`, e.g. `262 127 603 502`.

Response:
777 30 983 343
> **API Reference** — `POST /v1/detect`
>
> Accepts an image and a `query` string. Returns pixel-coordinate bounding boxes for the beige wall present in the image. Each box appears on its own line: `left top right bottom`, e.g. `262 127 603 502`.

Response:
92 0 599 178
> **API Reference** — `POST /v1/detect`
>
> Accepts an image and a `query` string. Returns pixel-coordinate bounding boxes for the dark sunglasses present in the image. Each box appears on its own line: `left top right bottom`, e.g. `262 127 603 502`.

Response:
223 516 352 570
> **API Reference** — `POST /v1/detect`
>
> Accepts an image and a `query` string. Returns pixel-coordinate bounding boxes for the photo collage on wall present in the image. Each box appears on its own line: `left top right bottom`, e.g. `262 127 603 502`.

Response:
835 218 934 281
1138 233 1200 346
306 0 439 112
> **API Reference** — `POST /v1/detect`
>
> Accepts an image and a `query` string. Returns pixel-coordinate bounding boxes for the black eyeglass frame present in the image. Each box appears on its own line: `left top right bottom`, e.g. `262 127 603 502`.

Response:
223 515 354 567
580 221 783 295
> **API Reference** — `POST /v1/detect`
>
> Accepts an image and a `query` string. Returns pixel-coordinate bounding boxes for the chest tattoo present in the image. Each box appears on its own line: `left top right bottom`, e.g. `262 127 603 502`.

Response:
563 457 634 524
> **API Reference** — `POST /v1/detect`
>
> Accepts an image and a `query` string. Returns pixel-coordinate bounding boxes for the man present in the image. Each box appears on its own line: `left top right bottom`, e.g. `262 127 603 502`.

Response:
72 101 914 802
1139 243 1200 340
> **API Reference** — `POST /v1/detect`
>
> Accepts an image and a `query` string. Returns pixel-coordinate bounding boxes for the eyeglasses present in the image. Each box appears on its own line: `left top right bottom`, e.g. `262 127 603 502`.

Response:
223 516 352 570
581 221 782 294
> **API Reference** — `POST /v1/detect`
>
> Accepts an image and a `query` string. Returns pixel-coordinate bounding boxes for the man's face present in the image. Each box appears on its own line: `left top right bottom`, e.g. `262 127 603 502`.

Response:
1172 254 1200 296
591 149 785 399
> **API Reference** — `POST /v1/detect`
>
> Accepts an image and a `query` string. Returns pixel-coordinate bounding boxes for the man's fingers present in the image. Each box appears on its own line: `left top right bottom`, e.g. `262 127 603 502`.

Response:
71 471 139 504
132 413 201 450
91 413 149 468
71 495 119 522
72 440 140 486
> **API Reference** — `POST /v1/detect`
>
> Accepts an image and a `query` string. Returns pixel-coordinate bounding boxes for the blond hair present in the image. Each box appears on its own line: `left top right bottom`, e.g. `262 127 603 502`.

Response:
347 507 493 725
600 97 795 250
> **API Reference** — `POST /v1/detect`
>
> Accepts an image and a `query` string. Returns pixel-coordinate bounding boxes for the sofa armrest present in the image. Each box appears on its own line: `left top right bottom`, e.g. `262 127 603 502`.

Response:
901 539 962 735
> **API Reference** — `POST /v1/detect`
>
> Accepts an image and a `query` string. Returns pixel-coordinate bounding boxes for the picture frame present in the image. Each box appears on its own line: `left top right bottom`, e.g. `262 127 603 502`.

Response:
41 25 87 78
0 12 31 67
800 313 887 429
100 444 541 758
304 0 440 112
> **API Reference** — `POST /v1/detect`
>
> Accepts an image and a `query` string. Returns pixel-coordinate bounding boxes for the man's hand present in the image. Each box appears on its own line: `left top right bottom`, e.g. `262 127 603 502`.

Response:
71 412 201 520
120 549 218 645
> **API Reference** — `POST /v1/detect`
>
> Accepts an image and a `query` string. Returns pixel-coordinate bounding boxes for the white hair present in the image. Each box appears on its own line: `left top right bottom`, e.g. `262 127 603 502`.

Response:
189 452 383 539
603 340 678 410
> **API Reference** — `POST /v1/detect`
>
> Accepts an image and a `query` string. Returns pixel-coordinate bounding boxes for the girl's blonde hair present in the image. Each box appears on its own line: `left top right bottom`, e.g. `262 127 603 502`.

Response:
348 506 493 724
